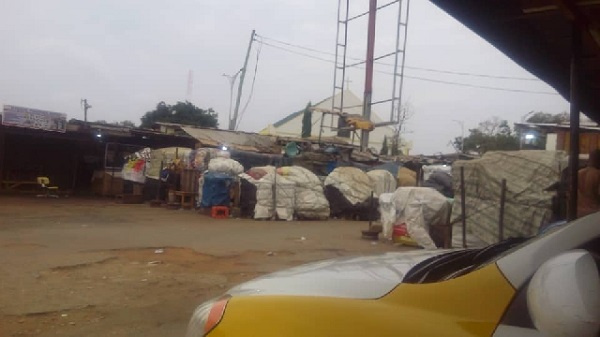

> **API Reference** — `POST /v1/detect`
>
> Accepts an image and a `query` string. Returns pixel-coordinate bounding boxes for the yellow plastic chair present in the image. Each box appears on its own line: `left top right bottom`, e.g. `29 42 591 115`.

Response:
37 177 59 198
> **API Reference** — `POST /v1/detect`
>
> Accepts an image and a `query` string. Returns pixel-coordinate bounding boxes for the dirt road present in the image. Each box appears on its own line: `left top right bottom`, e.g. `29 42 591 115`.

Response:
0 196 403 337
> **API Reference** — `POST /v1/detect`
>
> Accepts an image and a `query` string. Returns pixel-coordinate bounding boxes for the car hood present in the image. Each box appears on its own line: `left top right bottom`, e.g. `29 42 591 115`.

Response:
228 250 450 299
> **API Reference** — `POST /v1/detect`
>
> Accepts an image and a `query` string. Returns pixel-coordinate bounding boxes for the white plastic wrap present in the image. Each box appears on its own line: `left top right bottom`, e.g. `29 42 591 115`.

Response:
367 170 397 197
208 158 244 176
324 167 373 205
387 187 450 249
253 173 296 221
378 193 396 239
278 166 330 219
197 175 205 207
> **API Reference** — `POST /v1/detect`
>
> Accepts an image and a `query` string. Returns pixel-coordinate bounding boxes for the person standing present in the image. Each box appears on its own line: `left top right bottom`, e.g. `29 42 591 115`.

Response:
578 149 600 217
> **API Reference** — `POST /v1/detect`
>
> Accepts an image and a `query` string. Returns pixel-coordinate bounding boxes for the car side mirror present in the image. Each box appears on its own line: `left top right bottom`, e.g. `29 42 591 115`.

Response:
527 250 600 337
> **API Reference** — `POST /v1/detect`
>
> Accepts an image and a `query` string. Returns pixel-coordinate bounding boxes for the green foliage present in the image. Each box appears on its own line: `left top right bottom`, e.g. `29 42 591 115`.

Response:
140 101 218 129
117 120 136 127
380 136 389 155
390 136 403 156
526 111 568 124
301 102 312 138
453 117 519 155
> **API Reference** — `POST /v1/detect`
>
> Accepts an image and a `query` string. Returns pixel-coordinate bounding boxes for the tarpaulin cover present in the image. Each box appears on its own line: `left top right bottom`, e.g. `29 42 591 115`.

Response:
397 167 417 187
278 166 329 220
189 148 229 172
369 162 401 177
145 147 193 179
381 187 450 249
422 164 451 181
324 185 379 220
367 170 397 197
200 172 232 208
422 171 453 198
208 158 244 176
229 150 290 171
122 147 151 183
451 150 566 246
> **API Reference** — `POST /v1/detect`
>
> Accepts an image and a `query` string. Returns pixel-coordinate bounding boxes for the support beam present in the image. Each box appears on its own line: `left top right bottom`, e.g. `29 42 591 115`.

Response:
361 0 377 151
568 24 582 221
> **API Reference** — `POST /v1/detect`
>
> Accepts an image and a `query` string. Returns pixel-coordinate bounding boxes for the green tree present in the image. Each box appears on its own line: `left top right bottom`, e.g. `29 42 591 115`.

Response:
301 102 312 138
116 120 136 128
140 101 218 128
390 136 404 156
453 117 519 155
380 136 389 155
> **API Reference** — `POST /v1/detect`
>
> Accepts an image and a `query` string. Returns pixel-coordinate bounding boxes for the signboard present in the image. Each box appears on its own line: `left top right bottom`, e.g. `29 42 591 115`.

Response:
2 105 67 133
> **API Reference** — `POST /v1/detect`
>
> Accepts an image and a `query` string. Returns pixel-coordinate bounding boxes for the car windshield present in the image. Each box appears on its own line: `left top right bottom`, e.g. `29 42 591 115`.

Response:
403 237 529 284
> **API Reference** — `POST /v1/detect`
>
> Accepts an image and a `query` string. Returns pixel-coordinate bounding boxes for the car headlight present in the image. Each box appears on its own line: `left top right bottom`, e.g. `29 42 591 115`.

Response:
185 295 230 337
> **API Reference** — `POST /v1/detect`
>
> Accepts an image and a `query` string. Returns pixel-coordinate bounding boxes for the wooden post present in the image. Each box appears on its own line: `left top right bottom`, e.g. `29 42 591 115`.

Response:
156 161 164 201
368 191 374 229
272 166 278 220
460 166 467 248
567 23 581 221
499 179 507 242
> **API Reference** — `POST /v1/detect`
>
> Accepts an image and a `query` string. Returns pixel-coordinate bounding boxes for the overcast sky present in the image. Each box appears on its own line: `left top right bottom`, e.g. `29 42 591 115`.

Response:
1 0 569 154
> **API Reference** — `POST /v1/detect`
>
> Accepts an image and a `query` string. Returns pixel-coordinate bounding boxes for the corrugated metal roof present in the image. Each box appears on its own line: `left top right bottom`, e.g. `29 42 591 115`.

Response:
181 126 277 153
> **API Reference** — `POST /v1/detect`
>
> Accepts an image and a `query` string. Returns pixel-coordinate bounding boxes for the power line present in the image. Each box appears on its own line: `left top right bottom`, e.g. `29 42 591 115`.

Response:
256 34 541 82
401 75 559 95
259 41 559 96
261 40 335 64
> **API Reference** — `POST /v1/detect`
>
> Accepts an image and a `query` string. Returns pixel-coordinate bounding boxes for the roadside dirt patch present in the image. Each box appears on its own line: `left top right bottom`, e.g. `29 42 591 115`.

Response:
0 247 313 337
0 197 400 337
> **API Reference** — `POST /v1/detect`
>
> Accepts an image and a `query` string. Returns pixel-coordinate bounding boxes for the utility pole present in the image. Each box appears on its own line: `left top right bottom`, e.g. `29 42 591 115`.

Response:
223 70 241 130
361 0 377 151
81 99 92 122
230 29 255 131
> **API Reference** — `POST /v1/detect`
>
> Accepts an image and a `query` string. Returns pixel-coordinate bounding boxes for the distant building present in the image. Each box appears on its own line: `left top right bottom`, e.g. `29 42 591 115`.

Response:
515 114 600 156
260 90 412 154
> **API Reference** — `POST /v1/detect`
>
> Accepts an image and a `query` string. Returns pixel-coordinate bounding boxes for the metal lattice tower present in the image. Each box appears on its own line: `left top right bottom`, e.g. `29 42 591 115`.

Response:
318 0 410 151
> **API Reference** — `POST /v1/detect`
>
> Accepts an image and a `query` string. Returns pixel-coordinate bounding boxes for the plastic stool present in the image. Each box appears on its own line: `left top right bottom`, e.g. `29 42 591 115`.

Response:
211 206 229 219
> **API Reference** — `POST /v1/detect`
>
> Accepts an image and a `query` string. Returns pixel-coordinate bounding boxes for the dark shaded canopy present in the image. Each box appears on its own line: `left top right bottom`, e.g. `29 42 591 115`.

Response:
431 0 600 122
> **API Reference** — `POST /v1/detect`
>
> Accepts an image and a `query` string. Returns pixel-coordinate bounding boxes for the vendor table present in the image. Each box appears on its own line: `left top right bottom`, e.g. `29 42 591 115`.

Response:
174 191 195 210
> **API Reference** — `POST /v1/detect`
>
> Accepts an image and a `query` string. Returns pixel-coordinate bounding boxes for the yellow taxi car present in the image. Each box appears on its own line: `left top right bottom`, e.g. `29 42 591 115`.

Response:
186 214 600 337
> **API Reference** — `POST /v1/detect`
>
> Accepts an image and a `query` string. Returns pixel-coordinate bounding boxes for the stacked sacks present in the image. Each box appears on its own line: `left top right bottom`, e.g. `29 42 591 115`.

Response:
397 167 417 187
240 166 296 221
195 149 232 205
324 167 376 220
200 157 244 208
208 157 244 176
278 166 330 220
